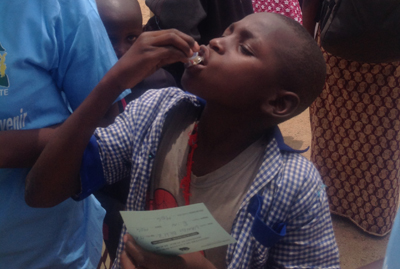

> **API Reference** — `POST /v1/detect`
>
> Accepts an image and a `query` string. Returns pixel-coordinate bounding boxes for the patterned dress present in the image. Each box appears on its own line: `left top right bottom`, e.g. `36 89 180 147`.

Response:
252 0 302 24
310 35 400 236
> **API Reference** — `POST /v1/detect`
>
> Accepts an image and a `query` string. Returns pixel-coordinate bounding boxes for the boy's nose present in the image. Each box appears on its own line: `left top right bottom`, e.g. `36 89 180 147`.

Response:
209 37 225 54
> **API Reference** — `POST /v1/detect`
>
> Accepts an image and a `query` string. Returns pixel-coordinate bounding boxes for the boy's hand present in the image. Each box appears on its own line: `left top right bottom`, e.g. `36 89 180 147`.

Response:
121 234 216 269
110 29 199 92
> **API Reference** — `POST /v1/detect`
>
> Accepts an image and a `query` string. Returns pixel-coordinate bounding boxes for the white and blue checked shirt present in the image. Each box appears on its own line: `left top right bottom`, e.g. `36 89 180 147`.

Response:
92 88 340 269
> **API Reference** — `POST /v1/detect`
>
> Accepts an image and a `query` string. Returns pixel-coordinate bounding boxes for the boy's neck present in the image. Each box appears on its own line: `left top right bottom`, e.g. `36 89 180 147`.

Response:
192 106 267 176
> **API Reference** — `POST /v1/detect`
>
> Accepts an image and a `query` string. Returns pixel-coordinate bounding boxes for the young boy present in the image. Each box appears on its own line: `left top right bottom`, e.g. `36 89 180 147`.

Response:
26 12 340 269
94 0 177 259
96 0 177 101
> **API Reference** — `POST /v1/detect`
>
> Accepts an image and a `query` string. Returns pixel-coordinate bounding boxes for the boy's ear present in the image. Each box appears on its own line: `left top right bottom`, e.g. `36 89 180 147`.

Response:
262 90 300 118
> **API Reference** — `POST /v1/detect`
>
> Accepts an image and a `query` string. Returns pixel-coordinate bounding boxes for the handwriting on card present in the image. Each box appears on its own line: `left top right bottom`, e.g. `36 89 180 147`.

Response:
120 203 236 255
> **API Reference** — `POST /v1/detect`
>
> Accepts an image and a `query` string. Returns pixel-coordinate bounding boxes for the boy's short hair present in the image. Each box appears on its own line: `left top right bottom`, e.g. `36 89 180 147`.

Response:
273 14 326 114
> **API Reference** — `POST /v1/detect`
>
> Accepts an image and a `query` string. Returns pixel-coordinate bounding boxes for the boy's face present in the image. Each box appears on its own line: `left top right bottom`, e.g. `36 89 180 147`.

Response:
98 3 143 59
181 13 288 113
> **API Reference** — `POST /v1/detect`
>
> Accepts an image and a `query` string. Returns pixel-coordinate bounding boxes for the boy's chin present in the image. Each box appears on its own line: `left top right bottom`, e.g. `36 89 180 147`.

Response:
182 86 200 98
180 72 194 91
181 83 204 100
181 71 208 98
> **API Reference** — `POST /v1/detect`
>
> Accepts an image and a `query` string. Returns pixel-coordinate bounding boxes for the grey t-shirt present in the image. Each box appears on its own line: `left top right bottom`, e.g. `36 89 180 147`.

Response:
152 120 266 268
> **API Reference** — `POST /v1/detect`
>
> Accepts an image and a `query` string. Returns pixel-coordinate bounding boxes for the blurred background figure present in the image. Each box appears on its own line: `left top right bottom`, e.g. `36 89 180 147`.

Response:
96 0 176 101
252 0 302 24
303 0 400 236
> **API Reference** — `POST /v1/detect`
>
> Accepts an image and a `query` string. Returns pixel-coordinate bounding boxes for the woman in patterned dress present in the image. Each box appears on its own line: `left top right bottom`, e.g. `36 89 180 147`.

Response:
303 0 400 236
252 0 302 24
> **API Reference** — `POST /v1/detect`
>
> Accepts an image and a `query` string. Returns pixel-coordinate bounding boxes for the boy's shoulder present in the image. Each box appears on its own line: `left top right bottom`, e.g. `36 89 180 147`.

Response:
259 129 323 199
280 150 319 178
126 87 199 109
279 151 323 193
254 138 328 225
115 87 203 136
263 127 320 183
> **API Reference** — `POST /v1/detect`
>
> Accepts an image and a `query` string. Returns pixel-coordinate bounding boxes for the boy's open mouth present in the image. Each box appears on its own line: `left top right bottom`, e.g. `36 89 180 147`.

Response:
185 51 203 68
198 48 206 65
184 47 207 68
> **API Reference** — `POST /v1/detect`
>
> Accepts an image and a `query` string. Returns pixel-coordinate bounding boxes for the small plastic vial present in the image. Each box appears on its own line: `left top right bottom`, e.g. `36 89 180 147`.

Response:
185 52 203 67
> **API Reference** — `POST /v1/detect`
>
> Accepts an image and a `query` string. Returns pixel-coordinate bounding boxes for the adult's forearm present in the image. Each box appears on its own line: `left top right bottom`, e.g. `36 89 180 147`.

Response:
25 75 126 208
0 102 118 169
0 127 57 168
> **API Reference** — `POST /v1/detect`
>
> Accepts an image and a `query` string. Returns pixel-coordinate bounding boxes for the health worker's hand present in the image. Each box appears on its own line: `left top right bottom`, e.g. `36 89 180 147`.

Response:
110 29 200 93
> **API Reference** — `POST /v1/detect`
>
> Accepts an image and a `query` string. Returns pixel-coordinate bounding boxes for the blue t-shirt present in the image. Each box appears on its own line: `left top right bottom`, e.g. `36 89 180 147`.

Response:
0 0 128 268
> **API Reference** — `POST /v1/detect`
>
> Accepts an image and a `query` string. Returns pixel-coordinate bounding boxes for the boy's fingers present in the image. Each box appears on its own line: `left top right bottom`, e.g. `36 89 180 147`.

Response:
121 250 137 269
124 234 147 265
131 45 190 70
122 235 211 269
144 29 199 52
124 234 173 269
122 234 150 268
142 30 199 58
112 28 199 89
154 47 193 68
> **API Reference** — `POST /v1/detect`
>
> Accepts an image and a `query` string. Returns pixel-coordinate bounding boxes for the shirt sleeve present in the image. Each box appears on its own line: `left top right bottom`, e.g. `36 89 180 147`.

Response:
76 89 185 199
74 107 134 200
267 162 340 268
94 102 140 185
53 1 129 111
94 89 184 186
73 135 106 201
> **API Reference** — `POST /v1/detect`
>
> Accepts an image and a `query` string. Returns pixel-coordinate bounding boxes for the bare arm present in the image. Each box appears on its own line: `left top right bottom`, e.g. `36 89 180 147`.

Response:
25 29 199 208
302 0 321 37
0 102 120 168
0 127 57 168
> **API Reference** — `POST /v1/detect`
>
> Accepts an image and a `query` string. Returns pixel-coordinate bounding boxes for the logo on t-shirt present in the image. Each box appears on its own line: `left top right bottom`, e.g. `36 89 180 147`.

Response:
0 42 10 90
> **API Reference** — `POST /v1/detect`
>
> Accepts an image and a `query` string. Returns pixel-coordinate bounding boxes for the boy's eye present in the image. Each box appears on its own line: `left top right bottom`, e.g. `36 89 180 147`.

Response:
127 35 138 44
239 44 253 56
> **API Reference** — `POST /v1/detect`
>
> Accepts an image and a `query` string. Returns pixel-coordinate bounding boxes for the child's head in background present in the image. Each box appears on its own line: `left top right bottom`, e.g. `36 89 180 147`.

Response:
96 0 143 59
